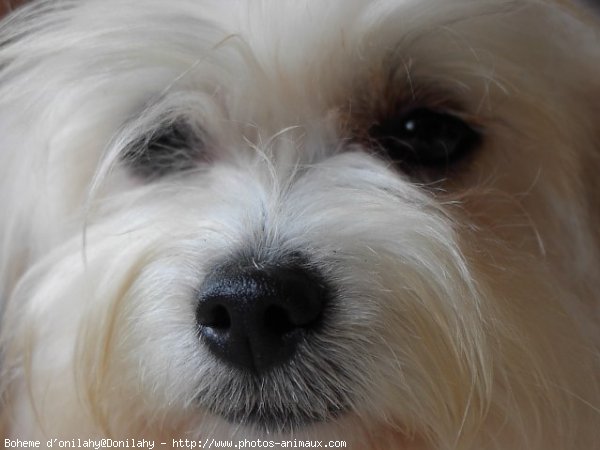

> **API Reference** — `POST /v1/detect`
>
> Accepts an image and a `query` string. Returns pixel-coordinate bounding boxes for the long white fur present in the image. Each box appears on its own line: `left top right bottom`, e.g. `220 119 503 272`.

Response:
0 0 599 449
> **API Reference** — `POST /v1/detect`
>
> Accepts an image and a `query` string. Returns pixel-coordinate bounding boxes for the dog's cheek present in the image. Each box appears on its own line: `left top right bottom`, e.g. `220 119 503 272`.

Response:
0 228 201 437
1 249 121 437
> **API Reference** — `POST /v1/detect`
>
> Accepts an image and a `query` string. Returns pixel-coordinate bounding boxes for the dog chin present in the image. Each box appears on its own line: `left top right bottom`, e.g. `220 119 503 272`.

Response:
1 1 600 449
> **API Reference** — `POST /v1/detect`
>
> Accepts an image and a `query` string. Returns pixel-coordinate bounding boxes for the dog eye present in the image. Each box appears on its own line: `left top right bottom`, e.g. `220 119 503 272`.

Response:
369 108 481 171
123 121 205 179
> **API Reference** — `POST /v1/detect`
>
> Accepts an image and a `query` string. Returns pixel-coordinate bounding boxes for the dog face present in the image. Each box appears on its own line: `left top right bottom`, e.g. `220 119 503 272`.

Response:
1 1 599 448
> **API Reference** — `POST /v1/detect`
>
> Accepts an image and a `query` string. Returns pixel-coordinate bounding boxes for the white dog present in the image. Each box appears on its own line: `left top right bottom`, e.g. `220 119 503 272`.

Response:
0 0 599 449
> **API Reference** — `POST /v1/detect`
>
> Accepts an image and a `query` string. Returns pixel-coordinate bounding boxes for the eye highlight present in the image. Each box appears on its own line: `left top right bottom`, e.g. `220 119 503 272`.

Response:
122 120 206 179
369 108 482 172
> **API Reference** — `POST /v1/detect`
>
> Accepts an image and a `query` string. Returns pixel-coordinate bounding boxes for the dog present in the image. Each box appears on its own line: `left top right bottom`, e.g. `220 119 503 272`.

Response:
0 0 599 448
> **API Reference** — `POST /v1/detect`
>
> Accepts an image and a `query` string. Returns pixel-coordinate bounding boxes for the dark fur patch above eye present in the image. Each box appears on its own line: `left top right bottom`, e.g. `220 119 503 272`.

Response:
122 121 206 179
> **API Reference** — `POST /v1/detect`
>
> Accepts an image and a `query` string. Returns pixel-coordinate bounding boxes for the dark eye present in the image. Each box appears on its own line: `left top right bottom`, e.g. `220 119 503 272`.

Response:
369 108 482 171
123 121 206 179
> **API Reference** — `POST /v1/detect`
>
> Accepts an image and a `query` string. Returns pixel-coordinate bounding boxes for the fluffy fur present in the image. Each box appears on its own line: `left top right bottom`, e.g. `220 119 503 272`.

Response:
0 0 599 449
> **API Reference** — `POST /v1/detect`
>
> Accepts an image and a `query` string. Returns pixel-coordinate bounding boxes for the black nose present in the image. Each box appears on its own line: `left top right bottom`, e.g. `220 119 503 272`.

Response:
196 262 329 373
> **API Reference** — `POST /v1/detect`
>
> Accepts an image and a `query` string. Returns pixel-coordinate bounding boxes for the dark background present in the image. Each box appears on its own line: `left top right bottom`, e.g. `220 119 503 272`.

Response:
0 0 25 18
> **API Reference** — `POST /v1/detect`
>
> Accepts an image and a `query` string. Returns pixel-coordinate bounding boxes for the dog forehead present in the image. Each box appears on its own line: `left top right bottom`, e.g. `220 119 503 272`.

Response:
64 0 531 74
147 0 567 102
2 0 568 120
169 0 573 127
109 0 533 121
187 0 515 68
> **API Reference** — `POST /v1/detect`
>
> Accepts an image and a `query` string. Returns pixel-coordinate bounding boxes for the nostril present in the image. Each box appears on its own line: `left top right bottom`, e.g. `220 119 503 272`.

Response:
198 304 231 330
264 305 296 335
